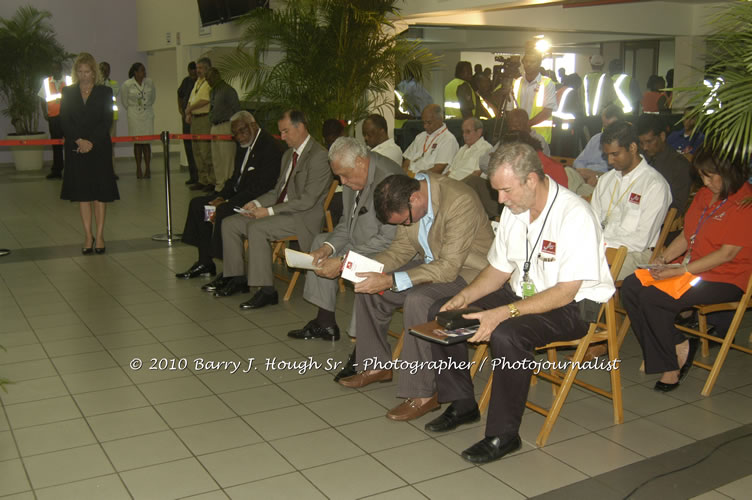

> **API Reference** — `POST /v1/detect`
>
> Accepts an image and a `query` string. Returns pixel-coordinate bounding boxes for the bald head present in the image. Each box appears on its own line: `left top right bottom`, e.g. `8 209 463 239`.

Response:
421 104 444 134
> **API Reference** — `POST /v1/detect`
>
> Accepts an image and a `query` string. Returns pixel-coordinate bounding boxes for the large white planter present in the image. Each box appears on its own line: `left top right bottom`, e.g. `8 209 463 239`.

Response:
7 132 48 171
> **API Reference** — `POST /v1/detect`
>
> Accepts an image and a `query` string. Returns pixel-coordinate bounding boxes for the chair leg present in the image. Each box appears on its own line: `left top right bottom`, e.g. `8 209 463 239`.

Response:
547 348 559 397
470 344 488 379
699 313 710 358
478 375 493 414
392 329 405 361
616 315 631 350
283 271 300 301
701 308 746 397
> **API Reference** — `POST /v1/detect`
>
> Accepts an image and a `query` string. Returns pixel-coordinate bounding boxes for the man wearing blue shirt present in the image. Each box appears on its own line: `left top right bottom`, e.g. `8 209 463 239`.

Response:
573 104 624 186
667 107 704 159
338 173 494 422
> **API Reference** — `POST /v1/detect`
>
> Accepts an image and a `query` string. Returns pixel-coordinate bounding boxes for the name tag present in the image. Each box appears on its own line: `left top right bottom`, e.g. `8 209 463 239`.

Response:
629 193 641 205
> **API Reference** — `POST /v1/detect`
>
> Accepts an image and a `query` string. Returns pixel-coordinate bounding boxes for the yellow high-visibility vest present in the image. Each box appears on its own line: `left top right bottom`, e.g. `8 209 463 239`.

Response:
611 74 633 114
513 75 553 143
444 78 475 119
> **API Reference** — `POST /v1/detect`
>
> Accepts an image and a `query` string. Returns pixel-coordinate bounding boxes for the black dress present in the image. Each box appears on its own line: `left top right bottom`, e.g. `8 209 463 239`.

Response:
60 84 119 202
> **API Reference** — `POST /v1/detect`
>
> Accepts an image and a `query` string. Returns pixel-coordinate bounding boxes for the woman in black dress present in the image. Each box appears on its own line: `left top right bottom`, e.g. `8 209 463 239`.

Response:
60 52 119 254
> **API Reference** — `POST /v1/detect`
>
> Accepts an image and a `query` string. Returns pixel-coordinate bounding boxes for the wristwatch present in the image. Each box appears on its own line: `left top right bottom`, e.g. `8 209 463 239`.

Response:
390 274 399 292
507 303 520 318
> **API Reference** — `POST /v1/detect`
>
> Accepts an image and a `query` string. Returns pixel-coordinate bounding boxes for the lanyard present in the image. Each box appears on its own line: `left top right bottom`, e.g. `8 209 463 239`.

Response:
422 126 447 155
684 198 727 264
524 182 559 281
603 174 638 228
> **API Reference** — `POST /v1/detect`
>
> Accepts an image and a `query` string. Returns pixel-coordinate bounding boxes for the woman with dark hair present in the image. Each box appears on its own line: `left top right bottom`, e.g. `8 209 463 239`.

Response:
60 52 119 254
119 62 156 178
641 75 669 113
620 149 752 392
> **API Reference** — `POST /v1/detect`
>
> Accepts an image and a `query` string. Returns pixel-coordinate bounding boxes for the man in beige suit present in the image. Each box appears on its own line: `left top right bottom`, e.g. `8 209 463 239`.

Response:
217 110 332 308
338 172 494 422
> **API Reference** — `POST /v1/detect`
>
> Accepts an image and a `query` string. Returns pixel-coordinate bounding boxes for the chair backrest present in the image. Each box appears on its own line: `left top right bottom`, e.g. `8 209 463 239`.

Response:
323 179 340 232
550 156 575 167
650 207 678 262
605 246 628 282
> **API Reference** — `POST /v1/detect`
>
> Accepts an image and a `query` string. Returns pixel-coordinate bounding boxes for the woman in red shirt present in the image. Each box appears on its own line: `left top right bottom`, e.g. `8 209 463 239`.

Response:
620 149 752 392
641 75 669 113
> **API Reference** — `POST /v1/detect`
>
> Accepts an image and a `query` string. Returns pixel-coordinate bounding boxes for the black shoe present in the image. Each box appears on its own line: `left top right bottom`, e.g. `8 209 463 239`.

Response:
185 178 198 185
201 273 229 292
82 246 93 255
214 277 250 297
176 262 216 279
46 171 62 179
239 289 278 309
679 337 699 383
0 249 10 257
189 183 207 191
425 404 480 433
461 435 521 464
94 247 106 254
288 320 340 341
334 348 357 382
654 380 679 392
203 184 215 192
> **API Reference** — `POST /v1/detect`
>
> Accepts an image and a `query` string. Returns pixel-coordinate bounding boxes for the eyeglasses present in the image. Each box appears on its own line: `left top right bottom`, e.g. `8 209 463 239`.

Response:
400 201 413 226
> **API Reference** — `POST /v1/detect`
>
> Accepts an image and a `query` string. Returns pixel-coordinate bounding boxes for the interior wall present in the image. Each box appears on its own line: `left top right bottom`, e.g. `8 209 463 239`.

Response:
0 0 143 163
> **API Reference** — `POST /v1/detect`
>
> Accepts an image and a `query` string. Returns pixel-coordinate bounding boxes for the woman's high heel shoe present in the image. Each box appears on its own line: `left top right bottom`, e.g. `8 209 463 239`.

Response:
82 239 94 255
95 247 106 254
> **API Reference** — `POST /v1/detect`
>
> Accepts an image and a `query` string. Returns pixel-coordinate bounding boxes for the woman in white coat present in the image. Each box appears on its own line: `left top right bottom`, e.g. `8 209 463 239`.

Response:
119 62 156 178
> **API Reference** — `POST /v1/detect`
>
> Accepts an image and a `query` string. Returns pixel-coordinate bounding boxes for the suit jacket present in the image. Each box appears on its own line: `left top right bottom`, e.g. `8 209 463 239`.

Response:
325 152 403 257
218 130 283 207
255 136 332 251
373 172 494 285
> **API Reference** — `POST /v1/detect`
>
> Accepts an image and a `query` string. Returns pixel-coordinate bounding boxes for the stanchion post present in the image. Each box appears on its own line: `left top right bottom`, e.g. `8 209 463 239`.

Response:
152 131 182 244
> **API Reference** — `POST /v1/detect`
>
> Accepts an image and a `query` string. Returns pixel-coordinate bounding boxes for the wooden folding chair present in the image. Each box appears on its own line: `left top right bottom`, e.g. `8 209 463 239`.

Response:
675 273 752 396
478 245 628 447
272 179 340 300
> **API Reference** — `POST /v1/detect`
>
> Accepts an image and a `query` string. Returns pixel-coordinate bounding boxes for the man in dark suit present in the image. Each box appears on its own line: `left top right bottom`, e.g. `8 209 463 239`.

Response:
217 110 333 309
176 111 282 283
287 137 403 342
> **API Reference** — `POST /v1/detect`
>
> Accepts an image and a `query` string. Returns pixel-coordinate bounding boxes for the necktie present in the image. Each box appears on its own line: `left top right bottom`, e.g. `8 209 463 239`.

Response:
276 151 298 204
351 190 362 221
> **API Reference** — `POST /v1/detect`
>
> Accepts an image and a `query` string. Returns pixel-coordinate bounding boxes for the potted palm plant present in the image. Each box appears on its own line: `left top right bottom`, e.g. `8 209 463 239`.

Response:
0 6 71 170
219 0 438 140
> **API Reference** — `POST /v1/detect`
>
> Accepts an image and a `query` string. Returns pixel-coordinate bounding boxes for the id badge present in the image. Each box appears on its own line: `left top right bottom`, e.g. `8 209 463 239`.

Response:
522 280 537 298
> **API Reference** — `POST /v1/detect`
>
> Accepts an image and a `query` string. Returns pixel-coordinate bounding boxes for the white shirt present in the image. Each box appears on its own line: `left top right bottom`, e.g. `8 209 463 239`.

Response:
590 157 672 252
516 74 557 116
444 137 493 180
371 138 403 166
403 125 459 174
489 177 615 303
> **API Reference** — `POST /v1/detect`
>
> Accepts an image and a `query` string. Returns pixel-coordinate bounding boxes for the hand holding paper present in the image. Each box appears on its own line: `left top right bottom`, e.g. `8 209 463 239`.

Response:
284 248 321 271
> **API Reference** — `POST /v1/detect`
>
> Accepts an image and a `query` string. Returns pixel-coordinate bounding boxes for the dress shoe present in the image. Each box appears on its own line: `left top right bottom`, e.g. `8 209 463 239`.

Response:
189 183 207 191
425 403 480 432
239 289 278 309
461 435 522 464
94 247 106 254
201 273 229 292
82 245 94 255
46 171 62 179
338 369 392 388
679 337 700 382
0 249 10 257
288 320 340 341
334 348 357 382
654 380 679 392
387 394 440 421
213 277 250 297
176 262 216 279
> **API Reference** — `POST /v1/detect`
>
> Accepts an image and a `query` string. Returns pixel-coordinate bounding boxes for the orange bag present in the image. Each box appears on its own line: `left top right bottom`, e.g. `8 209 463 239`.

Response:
635 270 701 299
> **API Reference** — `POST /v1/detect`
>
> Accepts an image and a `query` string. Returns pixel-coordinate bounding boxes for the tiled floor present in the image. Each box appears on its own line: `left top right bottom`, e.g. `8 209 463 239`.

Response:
1 158 752 499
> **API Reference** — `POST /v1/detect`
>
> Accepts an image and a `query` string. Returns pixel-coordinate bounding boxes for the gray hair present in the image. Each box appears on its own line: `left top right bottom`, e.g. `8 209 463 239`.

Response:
230 110 256 127
197 57 212 67
488 142 543 181
328 137 368 168
464 117 483 131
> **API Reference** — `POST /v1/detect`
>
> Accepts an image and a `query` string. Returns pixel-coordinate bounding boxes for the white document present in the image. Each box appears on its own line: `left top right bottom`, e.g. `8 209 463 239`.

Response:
284 248 320 270
341 251 384 283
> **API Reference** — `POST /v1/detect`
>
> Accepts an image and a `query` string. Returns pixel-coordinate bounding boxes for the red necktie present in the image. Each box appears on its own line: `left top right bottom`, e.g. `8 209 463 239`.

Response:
277 151 298 204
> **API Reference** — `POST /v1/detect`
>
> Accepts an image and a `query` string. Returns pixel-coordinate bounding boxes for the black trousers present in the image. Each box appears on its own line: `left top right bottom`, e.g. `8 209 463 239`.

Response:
429 286 586 438
181 196 235 264
49 116 64 174
620 274 743 374
183 120 197 181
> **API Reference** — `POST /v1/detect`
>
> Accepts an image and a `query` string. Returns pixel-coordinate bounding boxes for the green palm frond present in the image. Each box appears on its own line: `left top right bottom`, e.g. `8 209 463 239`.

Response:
676 0 752 164
221 0 437 141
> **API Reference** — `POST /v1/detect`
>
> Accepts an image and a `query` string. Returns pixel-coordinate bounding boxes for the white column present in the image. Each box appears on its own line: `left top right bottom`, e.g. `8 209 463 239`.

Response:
672 36 705 110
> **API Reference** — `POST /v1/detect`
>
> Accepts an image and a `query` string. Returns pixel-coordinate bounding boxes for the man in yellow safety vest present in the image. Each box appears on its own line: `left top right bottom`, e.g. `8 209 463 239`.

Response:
608 59 638 116
38 61 71 179
511 50 556 144
444 61 475 120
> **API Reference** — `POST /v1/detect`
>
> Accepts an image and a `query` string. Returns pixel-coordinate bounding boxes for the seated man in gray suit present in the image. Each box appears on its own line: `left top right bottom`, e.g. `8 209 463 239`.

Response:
288 137 403 342
216 110 333 309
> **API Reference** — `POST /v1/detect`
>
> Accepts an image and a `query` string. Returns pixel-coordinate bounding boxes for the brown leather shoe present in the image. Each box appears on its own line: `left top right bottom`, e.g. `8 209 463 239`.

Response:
338 369 392 388
386 394 440 421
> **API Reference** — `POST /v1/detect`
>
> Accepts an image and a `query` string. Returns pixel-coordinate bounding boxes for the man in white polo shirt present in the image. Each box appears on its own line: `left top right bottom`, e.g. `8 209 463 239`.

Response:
362 114 403 166
422 142 614 464
402 104 459 175
443 117 493 180
591 121 672 280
